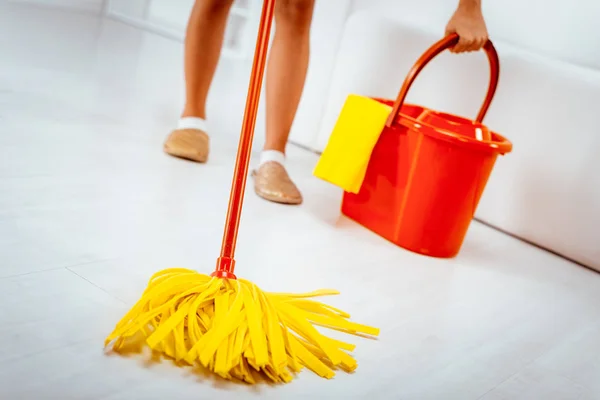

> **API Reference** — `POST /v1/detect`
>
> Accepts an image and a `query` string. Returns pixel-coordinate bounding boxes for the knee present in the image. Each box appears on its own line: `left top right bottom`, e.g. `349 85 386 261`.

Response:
195 0 234 15
276 0 315 33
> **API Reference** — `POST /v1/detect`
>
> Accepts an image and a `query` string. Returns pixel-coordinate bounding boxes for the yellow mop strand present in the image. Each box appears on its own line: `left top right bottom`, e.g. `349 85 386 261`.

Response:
105 269 379 383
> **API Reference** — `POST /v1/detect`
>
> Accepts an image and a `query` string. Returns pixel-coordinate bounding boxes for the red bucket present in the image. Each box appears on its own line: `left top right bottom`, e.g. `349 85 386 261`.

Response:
341 34 513 258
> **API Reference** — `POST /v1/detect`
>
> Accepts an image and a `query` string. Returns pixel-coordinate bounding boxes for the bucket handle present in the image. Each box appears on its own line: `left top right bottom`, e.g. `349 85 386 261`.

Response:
385 33 500 128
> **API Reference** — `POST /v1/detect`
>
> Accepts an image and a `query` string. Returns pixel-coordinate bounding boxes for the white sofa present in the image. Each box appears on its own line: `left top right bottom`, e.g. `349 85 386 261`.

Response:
315 11 600 271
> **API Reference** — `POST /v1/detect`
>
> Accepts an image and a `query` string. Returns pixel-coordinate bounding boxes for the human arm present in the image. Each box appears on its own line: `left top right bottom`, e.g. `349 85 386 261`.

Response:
445 0 489 53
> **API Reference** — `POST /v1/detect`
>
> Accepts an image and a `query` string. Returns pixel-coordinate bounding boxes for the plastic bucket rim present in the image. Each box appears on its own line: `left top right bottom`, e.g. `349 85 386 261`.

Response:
396 111 513 155
419 110 488 130
370 98 513 154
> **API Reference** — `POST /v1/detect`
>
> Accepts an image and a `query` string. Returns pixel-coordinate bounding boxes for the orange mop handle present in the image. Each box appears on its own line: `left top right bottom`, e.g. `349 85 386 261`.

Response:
213 0 276 279
386 33 500 128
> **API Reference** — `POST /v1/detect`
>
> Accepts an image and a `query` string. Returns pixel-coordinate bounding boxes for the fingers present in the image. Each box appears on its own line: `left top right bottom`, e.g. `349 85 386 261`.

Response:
453 35 470 53
470 35 488 52
445 26 457 52
451 34 487 53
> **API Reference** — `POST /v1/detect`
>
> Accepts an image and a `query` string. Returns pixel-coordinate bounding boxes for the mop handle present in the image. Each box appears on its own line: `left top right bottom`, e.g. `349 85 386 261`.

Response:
213 0 276 279
386 33 500 128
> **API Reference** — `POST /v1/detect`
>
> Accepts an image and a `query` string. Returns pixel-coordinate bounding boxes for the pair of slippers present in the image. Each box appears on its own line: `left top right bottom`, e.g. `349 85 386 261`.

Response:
163 128 303 205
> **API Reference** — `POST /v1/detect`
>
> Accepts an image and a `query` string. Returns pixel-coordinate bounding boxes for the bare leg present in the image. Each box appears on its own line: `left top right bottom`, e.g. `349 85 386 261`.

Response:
164 0 234 163
264 0 315 153
182 0 235 118
253 0 314 205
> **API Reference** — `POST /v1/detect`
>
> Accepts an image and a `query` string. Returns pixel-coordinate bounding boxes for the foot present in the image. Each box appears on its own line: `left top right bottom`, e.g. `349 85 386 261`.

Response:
163 128 209 163
164 117 209 163
252 161 303 205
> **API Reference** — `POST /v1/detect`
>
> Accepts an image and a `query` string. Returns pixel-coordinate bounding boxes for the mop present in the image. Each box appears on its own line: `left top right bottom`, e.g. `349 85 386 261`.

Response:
104 0 379 384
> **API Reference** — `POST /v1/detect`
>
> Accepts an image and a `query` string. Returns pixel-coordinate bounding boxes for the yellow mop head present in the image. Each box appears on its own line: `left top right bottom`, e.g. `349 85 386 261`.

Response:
105 268 379 383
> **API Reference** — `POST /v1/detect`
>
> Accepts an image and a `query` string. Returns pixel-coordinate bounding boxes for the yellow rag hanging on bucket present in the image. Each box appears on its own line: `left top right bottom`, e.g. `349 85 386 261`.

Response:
314 95 392 193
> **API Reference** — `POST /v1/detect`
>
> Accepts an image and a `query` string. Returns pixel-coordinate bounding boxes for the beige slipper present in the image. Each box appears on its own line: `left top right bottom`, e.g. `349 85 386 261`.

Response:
252 161 303 205
163 128 209 163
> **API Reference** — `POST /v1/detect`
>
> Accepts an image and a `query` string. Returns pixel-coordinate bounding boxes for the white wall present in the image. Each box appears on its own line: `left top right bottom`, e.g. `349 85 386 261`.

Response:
145 0 193 30
6 0 104 13
104 0 257 58
350 0 600 69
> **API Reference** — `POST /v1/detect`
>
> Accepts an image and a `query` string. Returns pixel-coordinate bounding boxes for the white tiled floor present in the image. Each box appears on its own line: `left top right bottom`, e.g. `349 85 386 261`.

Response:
1 2 599 399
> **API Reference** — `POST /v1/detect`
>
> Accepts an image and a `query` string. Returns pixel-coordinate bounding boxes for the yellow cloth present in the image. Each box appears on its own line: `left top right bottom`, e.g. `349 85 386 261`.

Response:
314 94 392 193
